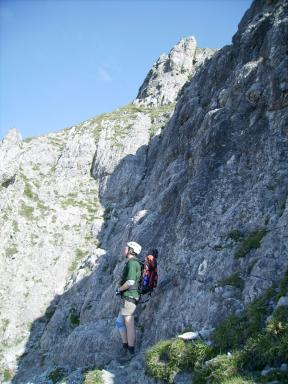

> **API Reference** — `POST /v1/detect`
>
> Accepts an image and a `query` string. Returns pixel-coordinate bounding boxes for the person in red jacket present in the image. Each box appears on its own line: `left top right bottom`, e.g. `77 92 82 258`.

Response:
142 249 158 292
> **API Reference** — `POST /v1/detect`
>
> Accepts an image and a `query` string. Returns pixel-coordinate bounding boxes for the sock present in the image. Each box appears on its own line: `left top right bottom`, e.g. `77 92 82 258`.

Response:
122 343 128 350
128 346 135 354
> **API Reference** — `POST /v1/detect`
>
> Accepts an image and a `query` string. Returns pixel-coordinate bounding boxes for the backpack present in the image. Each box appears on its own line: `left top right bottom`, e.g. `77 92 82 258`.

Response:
138 249 158 295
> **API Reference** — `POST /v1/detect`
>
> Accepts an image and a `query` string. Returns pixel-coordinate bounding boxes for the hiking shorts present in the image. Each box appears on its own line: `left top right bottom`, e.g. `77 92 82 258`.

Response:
119 299 137 316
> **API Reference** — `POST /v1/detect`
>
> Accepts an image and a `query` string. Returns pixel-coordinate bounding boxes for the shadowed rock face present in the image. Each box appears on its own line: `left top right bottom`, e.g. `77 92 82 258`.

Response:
1 0 288 383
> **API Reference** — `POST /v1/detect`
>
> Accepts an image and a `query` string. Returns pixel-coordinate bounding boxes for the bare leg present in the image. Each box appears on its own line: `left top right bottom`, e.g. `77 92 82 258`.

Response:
119 327 128 344
116 315 127 343
124 315 135 347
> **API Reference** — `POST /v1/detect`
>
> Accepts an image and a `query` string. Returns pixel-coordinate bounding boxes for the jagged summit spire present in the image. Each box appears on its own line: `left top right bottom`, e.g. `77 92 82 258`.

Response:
0 128 22 187
134 35 217 107
2 127 22 144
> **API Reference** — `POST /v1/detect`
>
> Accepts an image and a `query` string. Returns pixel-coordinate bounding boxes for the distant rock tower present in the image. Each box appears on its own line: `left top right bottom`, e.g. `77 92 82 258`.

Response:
134 36 216 106
0 128 22 187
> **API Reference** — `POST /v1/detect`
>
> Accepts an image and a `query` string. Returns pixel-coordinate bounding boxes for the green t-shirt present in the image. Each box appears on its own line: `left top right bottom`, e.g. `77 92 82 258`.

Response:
120 257 141 299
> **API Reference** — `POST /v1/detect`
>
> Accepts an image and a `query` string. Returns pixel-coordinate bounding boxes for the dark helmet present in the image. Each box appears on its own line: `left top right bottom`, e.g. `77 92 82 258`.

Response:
148 249 158 258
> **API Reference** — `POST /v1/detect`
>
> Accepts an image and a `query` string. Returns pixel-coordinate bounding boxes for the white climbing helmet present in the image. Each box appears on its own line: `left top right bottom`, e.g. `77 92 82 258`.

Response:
127 241 142 255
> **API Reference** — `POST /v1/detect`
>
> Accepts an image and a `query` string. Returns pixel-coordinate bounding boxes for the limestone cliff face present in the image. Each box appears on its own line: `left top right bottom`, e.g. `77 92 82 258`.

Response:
1 0 288 383
0 126 100 376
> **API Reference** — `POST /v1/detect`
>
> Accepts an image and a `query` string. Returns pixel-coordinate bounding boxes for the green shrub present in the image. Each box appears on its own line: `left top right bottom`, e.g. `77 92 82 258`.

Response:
212 314 246 351
12 220 19 232
45 307 56 321
213 280 288 373
239 306 288 370
5 245 18 257
20 202 34 220
221 376 254 384
212 288 275 351
228 230 243 242
69 309 80 326
37 201 51 211
217 273 245 291
240 333 276 370
3 369 13 381
24 182 34 199
193 354 239 384
257 370 288 383
83 369 103 384
61 197 76 208
68 248 88 273
267 305 288 335
235 228 267 258
146 340 175 383
146 273 288 383
146 339 214 383
103 206 113 221
48 367 67 383
192 341 215 368
75 248 87 259
168 339 195 371
1 319 10 333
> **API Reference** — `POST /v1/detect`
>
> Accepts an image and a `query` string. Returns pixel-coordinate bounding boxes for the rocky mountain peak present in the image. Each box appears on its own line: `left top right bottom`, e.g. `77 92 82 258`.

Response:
2 128 22 144
135 35 217 106
0 128 22 187
168 35 197 72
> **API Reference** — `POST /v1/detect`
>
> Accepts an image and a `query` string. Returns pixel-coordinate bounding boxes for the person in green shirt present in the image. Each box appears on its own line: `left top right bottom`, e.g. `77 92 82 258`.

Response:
115 241 142 361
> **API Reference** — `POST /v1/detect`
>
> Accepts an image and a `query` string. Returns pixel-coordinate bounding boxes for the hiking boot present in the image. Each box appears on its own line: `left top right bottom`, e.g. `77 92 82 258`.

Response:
117 350 135 363
116 347 128 361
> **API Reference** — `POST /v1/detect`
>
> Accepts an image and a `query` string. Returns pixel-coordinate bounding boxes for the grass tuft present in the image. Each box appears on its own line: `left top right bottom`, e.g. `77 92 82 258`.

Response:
3 369 13 382
228 230 243 242
69 308 80 326
68 248 89 273
12 220 19 232
217 273 245 291
221 376 254 384
19 202 34 220
146 339 214 383
5 245 18 257
24 182 35 199
83 369 103 384
145 271 288 383
48 367 67 383
212 287 275 351
193 354 239 384
235 228 267 258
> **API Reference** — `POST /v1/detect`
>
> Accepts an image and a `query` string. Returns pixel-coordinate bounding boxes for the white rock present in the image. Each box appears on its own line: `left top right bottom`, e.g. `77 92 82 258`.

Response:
178 331 199 340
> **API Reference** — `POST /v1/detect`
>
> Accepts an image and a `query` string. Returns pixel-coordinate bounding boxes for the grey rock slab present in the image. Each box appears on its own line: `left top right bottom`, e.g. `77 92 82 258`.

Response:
276 296 288 308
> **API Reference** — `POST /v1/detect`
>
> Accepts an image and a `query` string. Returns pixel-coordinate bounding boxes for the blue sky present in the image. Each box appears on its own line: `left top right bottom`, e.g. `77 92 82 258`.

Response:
0 0 252 139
